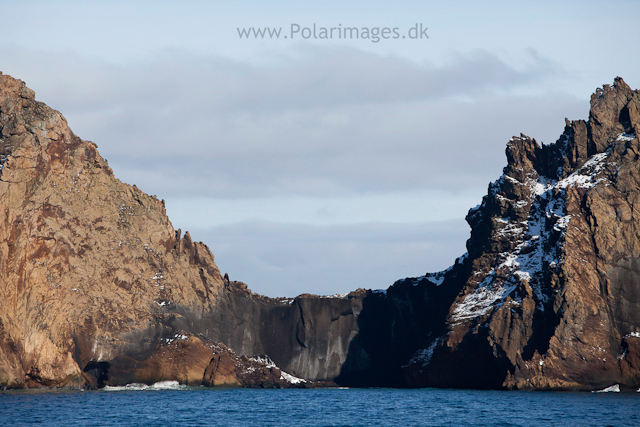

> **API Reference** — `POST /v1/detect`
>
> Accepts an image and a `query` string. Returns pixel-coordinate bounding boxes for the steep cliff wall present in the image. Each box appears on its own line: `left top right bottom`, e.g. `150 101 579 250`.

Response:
0 74 360 388
401 77 640 390
3 73 640 391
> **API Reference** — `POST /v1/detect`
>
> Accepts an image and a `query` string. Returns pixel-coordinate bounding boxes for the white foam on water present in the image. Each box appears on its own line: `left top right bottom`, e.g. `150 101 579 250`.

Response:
102 380 188 391
593 384 620 393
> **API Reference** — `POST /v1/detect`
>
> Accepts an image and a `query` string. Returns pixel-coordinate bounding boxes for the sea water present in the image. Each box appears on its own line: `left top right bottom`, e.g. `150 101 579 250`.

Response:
1 383 639 426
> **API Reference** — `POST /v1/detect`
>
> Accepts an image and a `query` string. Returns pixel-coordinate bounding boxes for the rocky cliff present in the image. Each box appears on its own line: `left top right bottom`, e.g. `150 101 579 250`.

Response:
397 77 640 390
0 74 360 389
3 73 640 391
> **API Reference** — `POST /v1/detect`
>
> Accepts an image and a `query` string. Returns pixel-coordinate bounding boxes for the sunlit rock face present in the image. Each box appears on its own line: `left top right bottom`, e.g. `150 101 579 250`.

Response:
2 72 640 391
0 74 361 389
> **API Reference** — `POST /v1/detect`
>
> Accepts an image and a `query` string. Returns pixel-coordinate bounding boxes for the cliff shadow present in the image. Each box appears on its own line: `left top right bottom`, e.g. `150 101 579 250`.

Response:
335 276 464 387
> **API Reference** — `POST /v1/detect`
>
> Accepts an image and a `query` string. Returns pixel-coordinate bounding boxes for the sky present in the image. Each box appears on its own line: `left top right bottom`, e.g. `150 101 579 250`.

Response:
2 0 639 297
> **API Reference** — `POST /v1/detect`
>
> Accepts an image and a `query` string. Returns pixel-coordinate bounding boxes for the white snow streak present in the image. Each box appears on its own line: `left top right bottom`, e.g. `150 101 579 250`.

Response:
451 140 619 323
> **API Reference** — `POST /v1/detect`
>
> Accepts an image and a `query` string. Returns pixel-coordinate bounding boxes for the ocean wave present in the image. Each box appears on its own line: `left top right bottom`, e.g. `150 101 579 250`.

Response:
593 384 620 393
102 381 189 391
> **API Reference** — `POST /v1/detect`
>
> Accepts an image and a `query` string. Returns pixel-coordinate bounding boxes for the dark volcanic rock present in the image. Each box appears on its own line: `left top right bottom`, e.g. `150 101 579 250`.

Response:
401 77 640 390
174 289 366 382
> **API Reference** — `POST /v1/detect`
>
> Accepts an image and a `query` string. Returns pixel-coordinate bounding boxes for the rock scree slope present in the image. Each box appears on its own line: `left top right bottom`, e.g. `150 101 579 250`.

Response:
1 73 640 391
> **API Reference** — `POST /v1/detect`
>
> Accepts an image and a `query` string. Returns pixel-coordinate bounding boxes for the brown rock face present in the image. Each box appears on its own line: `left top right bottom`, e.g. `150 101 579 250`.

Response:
0 74 229 388
402 77 640 390
5 72 640 391
0 74 359 389
202 352 241 387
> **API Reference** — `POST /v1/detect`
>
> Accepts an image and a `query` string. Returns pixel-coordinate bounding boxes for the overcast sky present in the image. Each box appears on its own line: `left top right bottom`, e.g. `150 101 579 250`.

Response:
2 0 639 296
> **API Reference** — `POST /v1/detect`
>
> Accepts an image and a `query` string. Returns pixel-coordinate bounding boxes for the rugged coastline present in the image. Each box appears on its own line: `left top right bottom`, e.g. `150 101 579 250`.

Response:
1 74 640 391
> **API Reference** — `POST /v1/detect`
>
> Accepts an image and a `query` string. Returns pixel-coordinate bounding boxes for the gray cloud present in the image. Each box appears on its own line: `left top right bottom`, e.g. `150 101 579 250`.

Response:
7 46 556 112
105 93 584 200
188 219 470 297
0 45 580 200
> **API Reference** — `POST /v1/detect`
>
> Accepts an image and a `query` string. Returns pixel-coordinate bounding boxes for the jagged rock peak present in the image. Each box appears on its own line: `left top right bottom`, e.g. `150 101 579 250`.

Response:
501 77 639 186
405 78 640 391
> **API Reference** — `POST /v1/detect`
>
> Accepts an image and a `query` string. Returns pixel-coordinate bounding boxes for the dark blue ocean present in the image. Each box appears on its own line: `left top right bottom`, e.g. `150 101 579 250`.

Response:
1 383 639 426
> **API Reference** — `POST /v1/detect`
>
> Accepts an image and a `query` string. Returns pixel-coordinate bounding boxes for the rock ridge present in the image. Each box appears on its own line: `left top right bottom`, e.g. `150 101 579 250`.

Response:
400 77 640 390
3 73 640 391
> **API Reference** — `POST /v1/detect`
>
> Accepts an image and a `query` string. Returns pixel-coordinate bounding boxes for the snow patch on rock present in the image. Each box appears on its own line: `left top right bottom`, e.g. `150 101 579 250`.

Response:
452 145 615 323
409 337 442 368
413 253 468 287
249 355 306 384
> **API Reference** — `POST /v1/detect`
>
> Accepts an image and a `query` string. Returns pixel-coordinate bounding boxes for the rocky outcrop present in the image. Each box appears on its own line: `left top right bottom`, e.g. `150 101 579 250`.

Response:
0 74 359 389
399 77 640 391
3 72 640 391
202 352 308 388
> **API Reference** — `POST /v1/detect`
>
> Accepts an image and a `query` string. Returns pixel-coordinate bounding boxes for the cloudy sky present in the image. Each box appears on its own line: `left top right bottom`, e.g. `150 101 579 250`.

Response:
2 0 639 296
